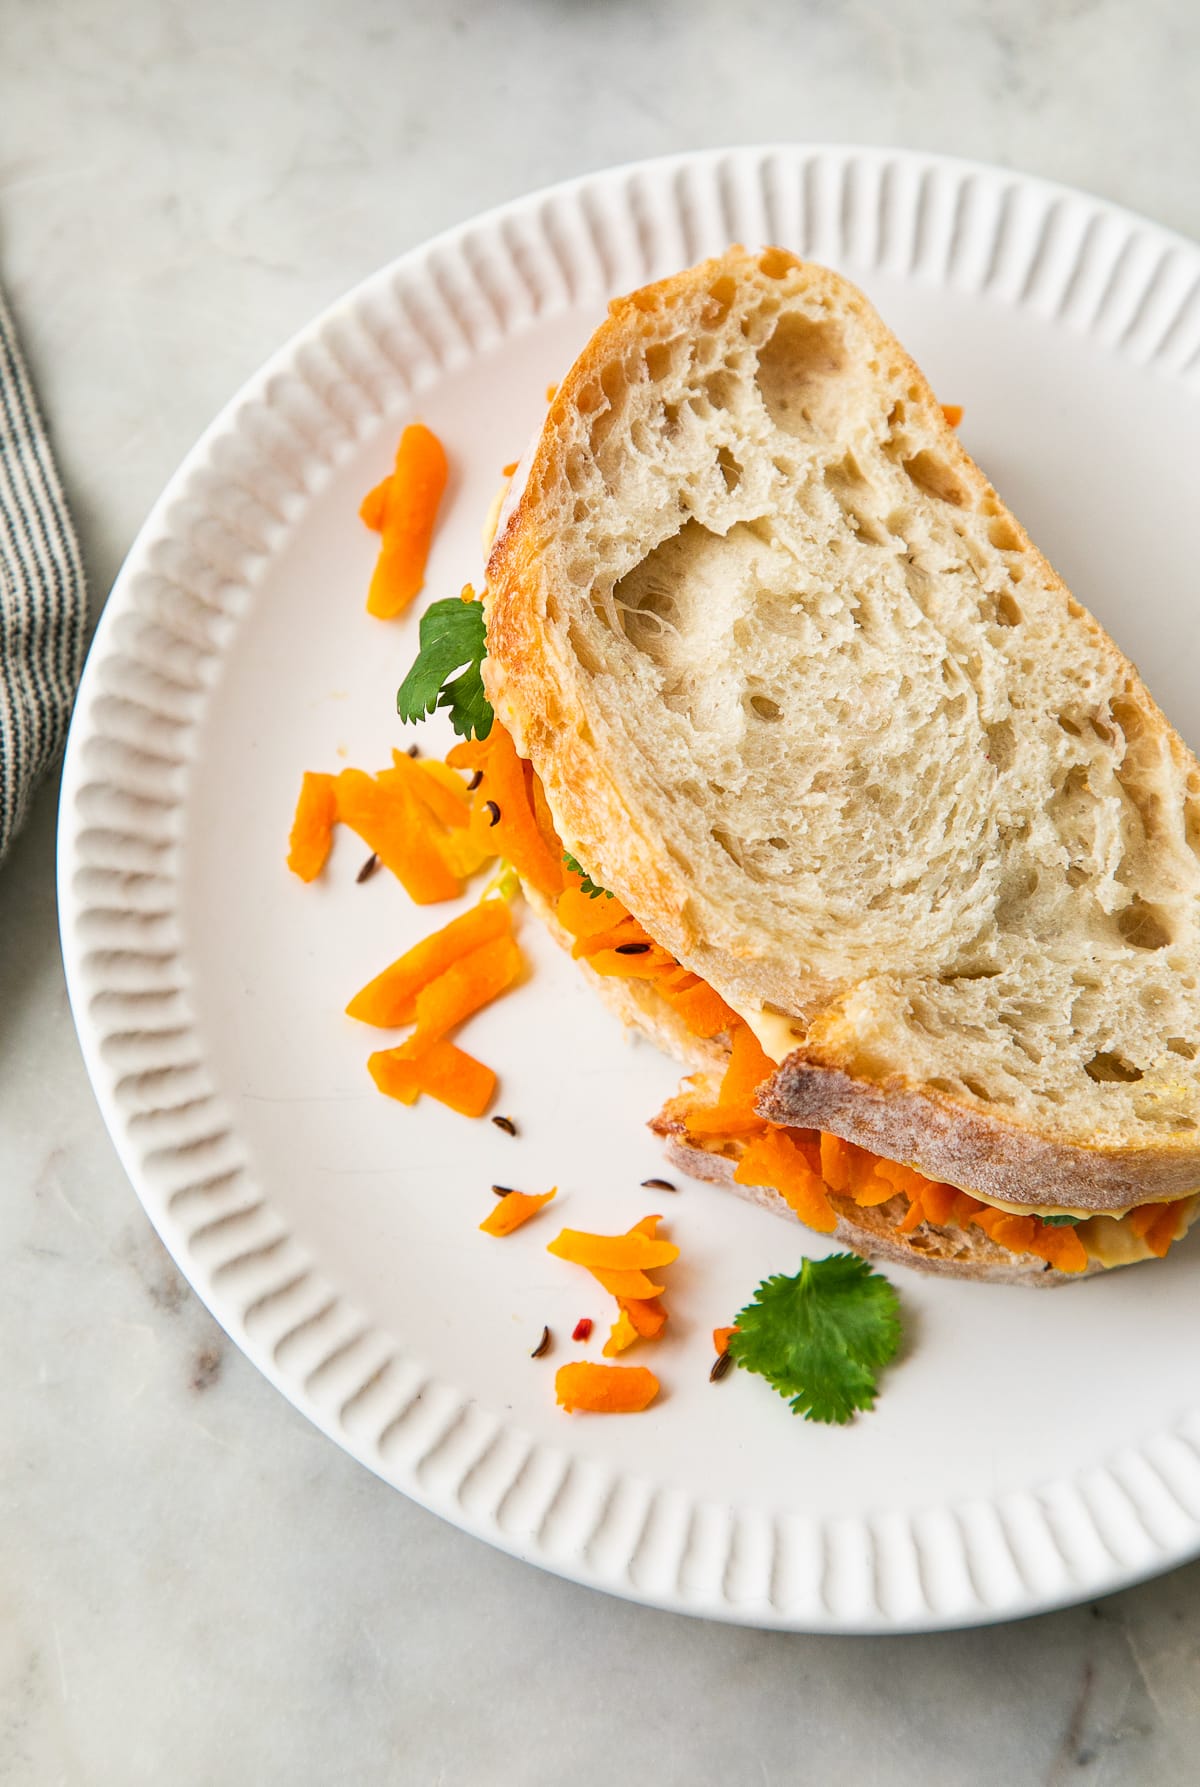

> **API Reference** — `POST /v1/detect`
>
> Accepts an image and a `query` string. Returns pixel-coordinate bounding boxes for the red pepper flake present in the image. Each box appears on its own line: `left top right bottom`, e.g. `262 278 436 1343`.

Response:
571 1318 593 1342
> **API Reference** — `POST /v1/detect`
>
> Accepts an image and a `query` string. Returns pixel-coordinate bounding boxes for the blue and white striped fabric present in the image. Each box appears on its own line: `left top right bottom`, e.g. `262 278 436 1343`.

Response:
0 284 86 864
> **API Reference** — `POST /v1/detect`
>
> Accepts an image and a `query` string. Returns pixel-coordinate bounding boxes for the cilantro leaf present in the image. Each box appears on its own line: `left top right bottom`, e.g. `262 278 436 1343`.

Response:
728 1254 902 1425
563 851 613 899
396 597 493 739
1038 1213 1084 1227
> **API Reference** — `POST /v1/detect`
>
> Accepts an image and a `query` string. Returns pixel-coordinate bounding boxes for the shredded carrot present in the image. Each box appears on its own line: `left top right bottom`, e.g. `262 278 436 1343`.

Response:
657 976 740 1039
480 1187 557 1237
368 1040 496 1116
546 1226 680 1272
737 1128 838 1233
501 460 518 477
448 727 564 900
587 1266 667 1301
557 884 627 940
555 1361 659 1413
942 403 964 428
602 1308 639 1357
334 767 460 904
684 1022 774 1138
287 772 338 881
346 900 511 1027
586 943 679 980
385 751 471 829
713 1326 737 1356
362 423 449 619
621 1296 667 1340
403 933 522 1051
1027 1223 1089 1273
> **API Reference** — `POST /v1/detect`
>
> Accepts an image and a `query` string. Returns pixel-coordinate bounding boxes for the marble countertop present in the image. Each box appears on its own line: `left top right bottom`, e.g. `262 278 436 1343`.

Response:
4 1 1200 1779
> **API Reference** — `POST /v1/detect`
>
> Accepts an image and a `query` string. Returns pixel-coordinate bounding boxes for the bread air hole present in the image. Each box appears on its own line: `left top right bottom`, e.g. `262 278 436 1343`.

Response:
754 311 845 438
749 693 782 722
988 517 1022 551
1085 1051 1144 1084
902 450 968 507
1117 896 1172 951
717 444 743 492
1168 1038 1197 1058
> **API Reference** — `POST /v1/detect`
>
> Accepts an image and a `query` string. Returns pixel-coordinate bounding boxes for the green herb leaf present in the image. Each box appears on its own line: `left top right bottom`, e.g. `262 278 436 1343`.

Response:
396 597 493 739
562 851 612 899
1038 1213 1084 1227
728 1254 902 1425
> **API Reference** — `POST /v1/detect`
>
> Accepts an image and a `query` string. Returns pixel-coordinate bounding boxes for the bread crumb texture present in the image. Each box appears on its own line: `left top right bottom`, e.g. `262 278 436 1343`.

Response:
486 249 1200 1158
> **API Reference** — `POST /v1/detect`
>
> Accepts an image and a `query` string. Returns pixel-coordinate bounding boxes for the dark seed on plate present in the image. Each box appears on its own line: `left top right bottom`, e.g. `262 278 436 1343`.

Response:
356 852 379 884
491 1115 517 1136
640 1177 676 1193
467 769 484 791
530 1325 551 1359
615 941 650 955
491 1184 516 1197
407 743 420 758
710 1350 734 1383
483 800 501 826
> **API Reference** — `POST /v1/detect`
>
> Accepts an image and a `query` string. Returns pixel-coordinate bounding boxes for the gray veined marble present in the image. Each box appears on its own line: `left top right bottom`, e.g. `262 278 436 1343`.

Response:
4 0 1200 1780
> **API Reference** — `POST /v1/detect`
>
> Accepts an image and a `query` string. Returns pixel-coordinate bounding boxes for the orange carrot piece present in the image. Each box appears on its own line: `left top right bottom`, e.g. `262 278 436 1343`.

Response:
383 754 472 831
586 944 677 980
404 933 522 1050
874 1158 938 1201
848 1164 899 1208
897 1196 926 1234
368 1040 496 1116
470 727 564 899
359 476 391 531
547 1227 680 1272
818 1132 852 1194
713 1325 737 1356
364 423 449 620
334 767 460 904
570 922 646 960
287 771 338 881
736 1128 837 1234
621 1297 667 1340
658 976 740 1038
915 1181 962 1226
555 1361 659 1413
346 899 512 1027
941 403 964 428
1027 1223 1089 1273
602 1308 640 1357
588 1265 667 1301
557 884 628 940
686 1021 774 1137
480 1187 557 1237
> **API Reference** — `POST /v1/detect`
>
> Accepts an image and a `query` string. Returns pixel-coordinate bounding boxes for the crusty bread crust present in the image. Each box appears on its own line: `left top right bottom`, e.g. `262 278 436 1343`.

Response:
487 246 1200 1209
656 1129 1099 1286
757 1060 1200 1212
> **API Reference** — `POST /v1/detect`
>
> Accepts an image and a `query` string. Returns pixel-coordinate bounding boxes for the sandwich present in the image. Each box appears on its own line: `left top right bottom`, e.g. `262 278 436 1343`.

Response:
467 246 1200 1283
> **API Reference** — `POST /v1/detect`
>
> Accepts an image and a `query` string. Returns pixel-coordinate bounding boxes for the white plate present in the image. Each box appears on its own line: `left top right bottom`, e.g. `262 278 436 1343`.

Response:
59 147 1200 1632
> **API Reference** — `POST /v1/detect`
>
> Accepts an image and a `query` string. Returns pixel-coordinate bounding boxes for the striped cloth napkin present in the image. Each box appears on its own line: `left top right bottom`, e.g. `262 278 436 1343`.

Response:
0 283 86 865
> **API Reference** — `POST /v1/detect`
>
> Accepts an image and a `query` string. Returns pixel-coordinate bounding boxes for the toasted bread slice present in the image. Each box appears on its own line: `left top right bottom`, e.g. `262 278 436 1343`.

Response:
486 247 1200 1215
